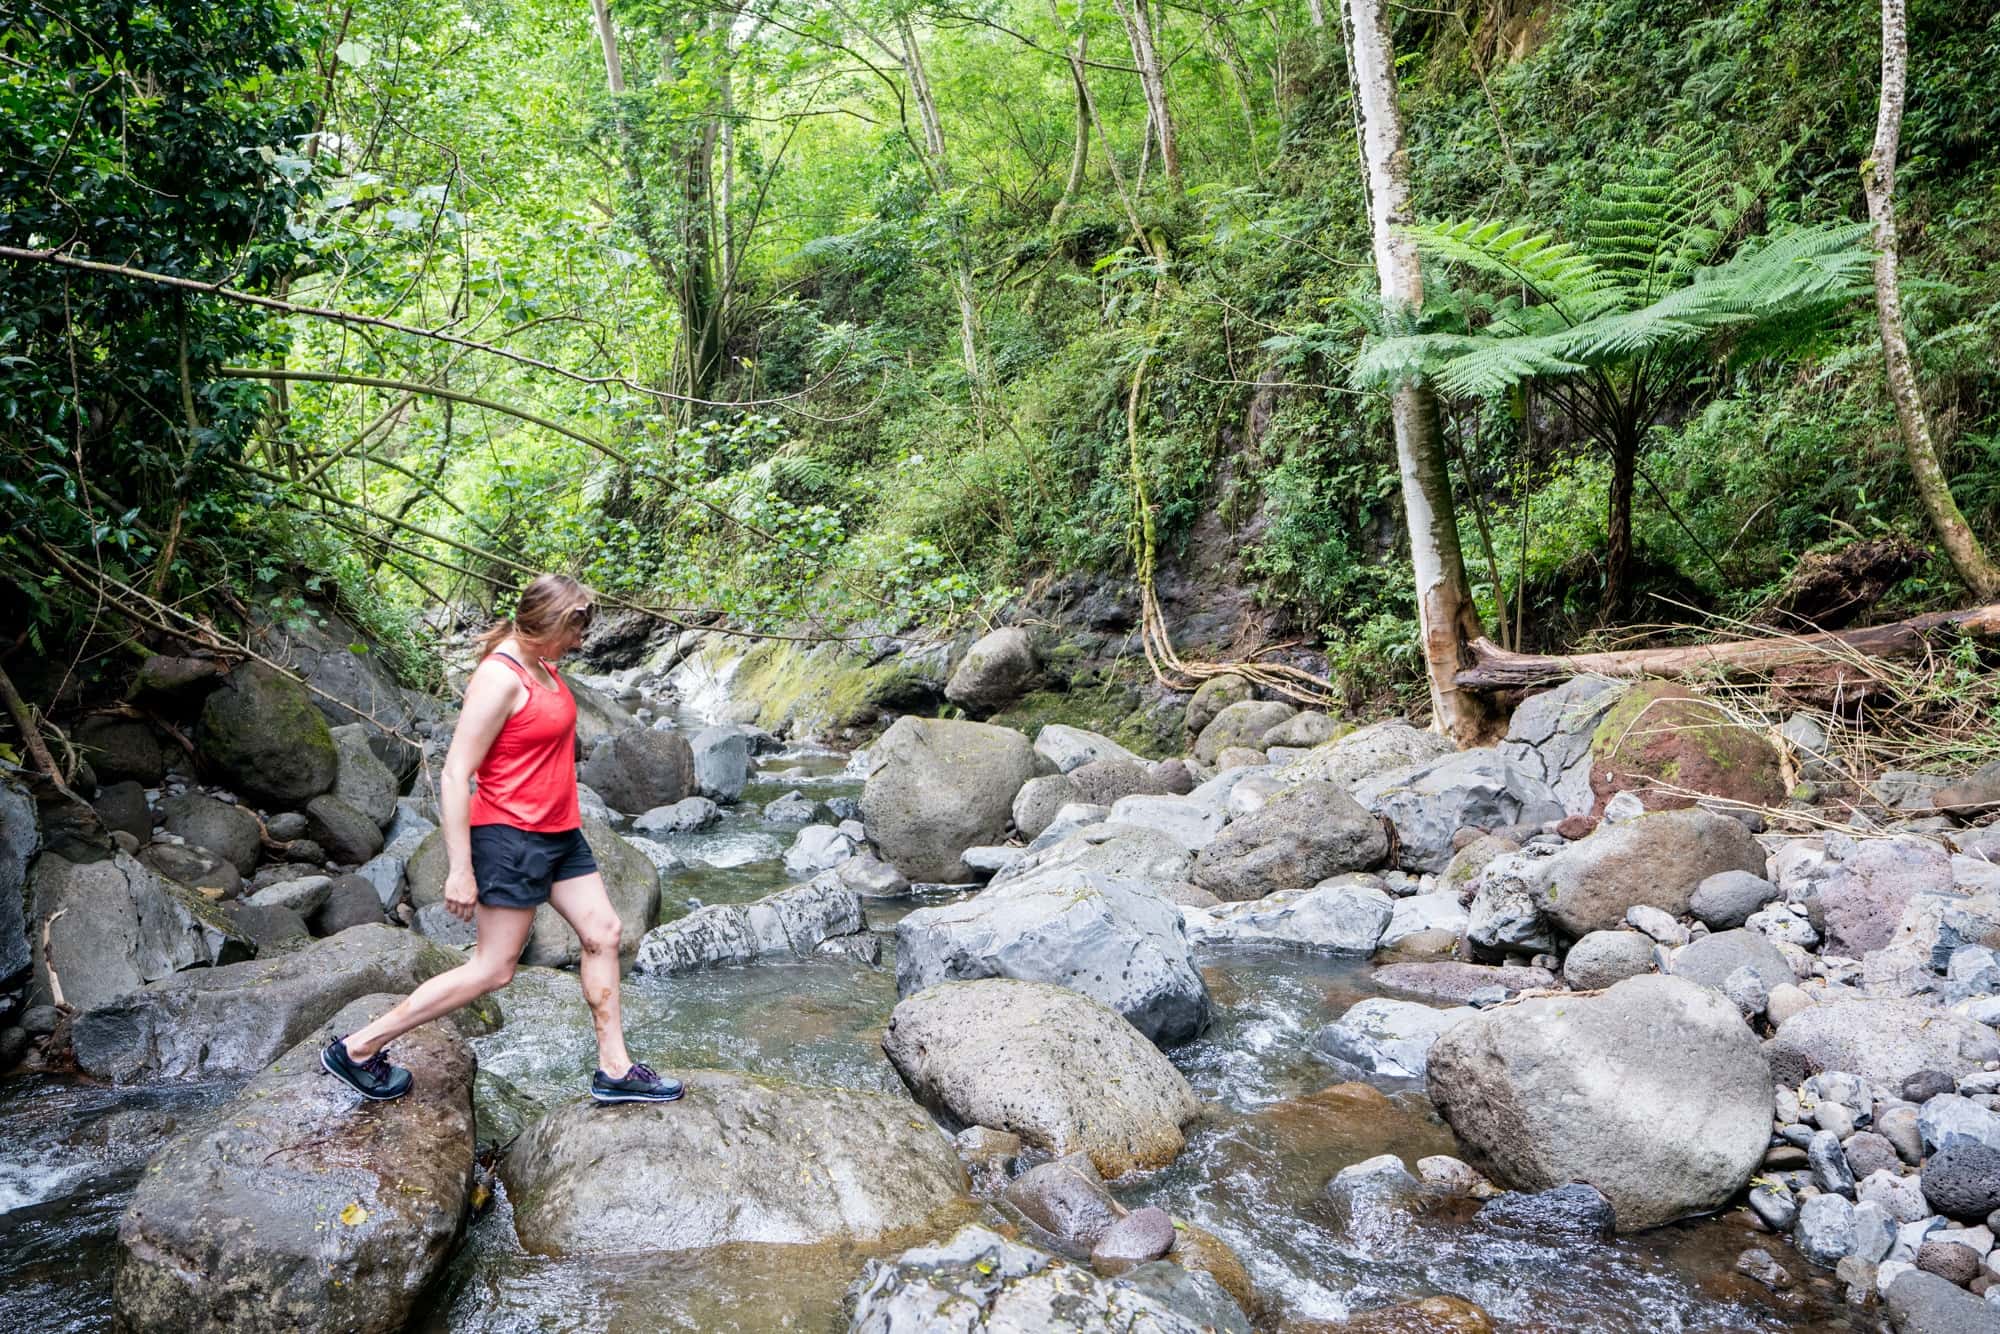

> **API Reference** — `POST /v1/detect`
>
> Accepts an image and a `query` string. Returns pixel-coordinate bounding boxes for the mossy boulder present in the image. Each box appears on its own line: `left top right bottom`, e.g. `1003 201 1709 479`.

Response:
944 626 1038 715
1588 682 1783 815
722 640 944 737
1185 674 1253 736
196 661 339 809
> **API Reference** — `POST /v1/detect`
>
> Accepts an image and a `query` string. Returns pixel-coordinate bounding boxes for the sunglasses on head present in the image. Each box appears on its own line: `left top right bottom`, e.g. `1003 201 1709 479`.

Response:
566 603 596 628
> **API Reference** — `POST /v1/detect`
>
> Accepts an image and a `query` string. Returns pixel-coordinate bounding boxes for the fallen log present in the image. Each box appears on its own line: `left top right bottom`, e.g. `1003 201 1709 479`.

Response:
1454 602 2000 690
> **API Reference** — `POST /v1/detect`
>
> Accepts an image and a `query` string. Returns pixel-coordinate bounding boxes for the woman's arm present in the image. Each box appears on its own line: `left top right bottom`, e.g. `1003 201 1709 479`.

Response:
438 661 524 919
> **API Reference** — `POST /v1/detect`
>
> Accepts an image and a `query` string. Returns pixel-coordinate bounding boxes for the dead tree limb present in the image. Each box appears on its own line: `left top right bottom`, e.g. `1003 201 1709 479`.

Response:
1454 603 2000 690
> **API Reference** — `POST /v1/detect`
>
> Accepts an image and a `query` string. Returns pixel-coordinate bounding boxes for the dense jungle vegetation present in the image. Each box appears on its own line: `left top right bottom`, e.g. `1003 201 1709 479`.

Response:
5 0 2000 714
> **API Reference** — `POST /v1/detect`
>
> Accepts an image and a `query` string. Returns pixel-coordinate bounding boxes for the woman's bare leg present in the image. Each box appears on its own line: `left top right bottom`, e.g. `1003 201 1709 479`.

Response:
547 871 633 1076
342 903 536 1060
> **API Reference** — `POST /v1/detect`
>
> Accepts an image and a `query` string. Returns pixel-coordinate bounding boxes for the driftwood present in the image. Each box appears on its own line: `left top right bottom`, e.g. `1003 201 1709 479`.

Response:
1454 602 2000 690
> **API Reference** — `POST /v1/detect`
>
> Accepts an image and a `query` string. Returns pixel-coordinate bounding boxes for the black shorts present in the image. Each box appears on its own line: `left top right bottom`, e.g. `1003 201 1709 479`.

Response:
469 825 598 909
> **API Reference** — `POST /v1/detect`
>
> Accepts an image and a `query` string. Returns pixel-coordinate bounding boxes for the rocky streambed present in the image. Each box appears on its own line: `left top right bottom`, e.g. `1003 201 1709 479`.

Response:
6 617 2000 1332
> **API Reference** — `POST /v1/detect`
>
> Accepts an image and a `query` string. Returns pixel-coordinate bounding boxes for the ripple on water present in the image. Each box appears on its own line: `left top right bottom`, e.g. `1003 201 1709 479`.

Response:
0 1076 240 1334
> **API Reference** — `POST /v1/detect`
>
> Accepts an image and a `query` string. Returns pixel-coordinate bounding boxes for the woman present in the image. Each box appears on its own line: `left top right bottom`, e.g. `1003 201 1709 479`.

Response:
321 574 681 1104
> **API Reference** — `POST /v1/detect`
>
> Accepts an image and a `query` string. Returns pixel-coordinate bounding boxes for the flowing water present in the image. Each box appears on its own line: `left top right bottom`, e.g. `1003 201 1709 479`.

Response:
0 695 1863 1332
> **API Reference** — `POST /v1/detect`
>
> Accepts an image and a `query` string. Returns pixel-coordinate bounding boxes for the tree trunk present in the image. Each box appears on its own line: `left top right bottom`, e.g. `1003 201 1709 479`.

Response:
897 15 985 404
1307 0 1327 28
1345 0 1493 743
1111 0 1182 193
1866 0 2000 596
1048 3 1090 234
589 0 624 92
1603 432 1635 619
1456 602 2000 690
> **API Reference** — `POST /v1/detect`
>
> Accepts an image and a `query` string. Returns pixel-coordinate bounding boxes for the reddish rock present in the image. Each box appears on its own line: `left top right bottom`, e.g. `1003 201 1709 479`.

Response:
1587 683 1784 815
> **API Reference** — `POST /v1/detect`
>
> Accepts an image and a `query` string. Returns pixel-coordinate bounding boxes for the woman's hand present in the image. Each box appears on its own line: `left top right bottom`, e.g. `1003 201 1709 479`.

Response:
444 864 479 922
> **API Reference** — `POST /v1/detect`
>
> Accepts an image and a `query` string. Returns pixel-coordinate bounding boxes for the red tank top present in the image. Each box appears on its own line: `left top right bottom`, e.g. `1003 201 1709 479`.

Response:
469 652 582 832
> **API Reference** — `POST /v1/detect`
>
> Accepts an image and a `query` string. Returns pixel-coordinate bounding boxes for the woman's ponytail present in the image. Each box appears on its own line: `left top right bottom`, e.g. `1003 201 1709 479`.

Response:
472 617 516 662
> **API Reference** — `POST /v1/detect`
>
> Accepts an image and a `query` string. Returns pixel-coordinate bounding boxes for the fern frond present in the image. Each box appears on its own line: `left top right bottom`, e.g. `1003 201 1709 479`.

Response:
1407 219 1617 313
1584 127 1746 301
1352 332 1491 389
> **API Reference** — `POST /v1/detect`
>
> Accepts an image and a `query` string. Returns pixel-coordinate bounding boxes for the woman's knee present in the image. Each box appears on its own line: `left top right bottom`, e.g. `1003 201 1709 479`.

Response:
467 957 516 994
579 916 622 957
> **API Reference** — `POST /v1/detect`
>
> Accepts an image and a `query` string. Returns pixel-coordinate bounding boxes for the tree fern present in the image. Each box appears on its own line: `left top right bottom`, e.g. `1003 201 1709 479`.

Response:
1355 136 1873 615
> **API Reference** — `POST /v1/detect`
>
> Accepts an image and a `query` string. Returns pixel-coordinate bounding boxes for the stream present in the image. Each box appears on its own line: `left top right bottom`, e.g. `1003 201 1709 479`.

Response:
0 687 1864 1332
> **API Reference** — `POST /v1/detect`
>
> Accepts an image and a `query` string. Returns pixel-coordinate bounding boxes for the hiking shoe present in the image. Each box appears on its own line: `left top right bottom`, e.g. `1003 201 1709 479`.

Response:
322 1036 413 1101
591 1061 683 1103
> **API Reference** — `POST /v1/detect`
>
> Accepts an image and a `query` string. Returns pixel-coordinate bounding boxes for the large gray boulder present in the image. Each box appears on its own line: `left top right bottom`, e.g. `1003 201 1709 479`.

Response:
1182 875 1392 953
1671 927 1795 993
578 728 695 815
29 851 250 1012
1499 677 1620 818
1427 975 1773 1230
406 817 660 970
329 723 399 829
1765 997 2000 1087
883 979 1201 1177
632 878 863 976
689 725 750 802
1272 718 1454 790
1193 700 1295 765
862 716 1038 883
159 791 263 876
1358 748 1563 873
1538 808 1768 938
113 995 474 1334
850 1226 1251 1334
898 828 1209 1045
0 778 35 983
501 1070 971 1254
71 923 469 1081
1818 837 1954 959
196 661 339 808
1884 1269 2000 1334
252 607 430 762
945 627 1037 715
1190 780 1388 901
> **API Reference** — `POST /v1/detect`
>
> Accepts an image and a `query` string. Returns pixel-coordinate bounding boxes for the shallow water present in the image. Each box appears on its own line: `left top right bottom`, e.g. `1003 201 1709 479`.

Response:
0 729 1860 1332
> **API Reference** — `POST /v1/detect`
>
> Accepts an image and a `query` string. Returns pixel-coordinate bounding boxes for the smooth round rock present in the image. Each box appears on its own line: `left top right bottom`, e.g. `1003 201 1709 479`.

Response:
1091 1206 1176 1267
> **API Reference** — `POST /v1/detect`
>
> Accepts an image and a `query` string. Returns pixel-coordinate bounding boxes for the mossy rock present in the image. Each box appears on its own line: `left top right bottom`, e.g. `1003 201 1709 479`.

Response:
726 640 941 737
196 661 338 808
1588 682 1783 814
986 685 1172 761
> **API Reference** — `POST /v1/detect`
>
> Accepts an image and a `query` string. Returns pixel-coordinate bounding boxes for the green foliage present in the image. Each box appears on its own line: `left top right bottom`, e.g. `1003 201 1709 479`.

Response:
1 0 318 635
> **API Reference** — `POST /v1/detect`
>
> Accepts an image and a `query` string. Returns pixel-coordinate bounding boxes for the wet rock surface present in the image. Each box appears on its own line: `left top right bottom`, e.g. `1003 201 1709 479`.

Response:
114 994 476 1334
72 923 465 1080
501 1070 972 1255
895 829 1210 1045
634 877 864 976
848 1225 1252 1334
883 978 1201 1176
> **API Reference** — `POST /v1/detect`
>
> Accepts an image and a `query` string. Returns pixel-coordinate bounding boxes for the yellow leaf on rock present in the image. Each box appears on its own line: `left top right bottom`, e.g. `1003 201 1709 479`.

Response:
339 1203 368 1226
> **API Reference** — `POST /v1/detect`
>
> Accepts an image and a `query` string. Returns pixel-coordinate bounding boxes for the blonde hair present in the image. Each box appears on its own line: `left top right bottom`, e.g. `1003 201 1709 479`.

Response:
473 573 594 661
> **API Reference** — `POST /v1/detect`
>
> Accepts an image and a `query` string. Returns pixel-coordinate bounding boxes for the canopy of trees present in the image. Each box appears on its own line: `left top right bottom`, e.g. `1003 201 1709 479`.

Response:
6 0 2000 716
